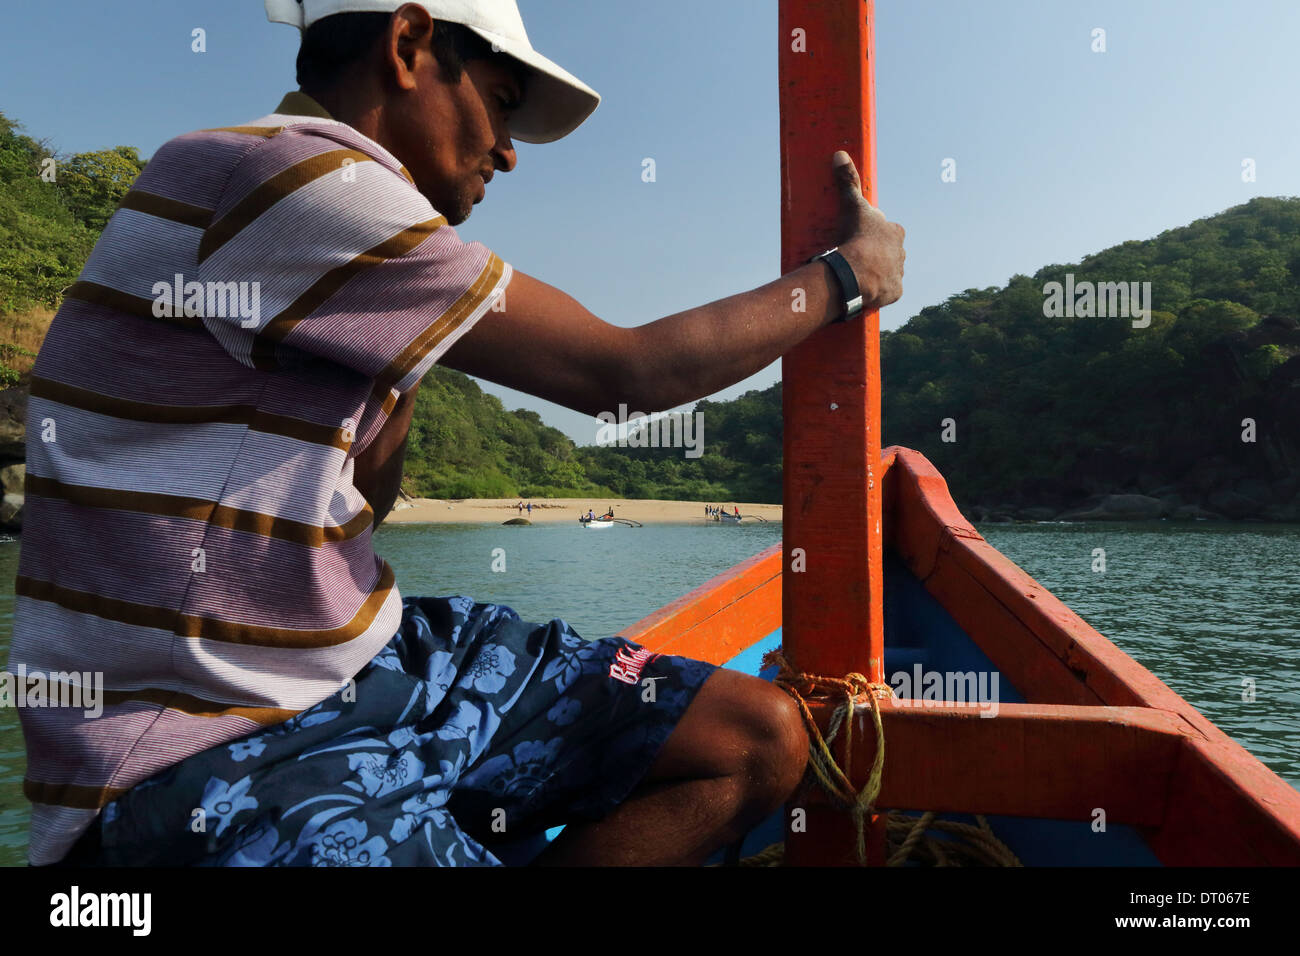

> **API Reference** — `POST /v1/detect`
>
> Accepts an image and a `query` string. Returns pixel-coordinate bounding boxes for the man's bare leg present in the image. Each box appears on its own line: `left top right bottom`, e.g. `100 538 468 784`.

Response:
531 669 808 866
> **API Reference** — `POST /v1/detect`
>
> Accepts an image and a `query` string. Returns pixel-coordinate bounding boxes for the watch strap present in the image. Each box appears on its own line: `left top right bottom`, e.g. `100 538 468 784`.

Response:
809 248 864 322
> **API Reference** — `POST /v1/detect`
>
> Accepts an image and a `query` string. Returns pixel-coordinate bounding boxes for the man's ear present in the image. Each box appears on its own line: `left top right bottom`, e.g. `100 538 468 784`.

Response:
387 5 435 92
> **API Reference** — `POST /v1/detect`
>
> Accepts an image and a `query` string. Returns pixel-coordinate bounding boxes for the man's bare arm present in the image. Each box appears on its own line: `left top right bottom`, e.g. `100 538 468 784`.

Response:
441 153 904 416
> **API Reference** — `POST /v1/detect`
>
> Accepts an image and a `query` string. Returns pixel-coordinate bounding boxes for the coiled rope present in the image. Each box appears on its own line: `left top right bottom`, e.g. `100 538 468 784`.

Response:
745 649 1022 868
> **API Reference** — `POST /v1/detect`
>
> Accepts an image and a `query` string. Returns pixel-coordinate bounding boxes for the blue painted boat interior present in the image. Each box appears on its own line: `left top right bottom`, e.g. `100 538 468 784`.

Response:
703 554 1161 866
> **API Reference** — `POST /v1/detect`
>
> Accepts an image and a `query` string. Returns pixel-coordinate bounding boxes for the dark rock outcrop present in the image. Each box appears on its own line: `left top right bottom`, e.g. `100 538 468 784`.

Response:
1058 494 1164 522
0 390 25 532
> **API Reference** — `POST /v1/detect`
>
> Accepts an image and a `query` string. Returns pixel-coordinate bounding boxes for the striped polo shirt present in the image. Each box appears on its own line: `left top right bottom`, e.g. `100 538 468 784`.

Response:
7 92 512 865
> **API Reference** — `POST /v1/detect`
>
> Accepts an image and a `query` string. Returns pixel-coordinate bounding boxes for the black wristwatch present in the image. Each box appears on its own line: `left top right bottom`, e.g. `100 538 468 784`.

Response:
808 247 864 322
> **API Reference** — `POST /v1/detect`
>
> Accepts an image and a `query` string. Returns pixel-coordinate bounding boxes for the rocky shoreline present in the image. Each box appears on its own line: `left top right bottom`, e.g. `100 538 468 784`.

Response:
963 485 1300 524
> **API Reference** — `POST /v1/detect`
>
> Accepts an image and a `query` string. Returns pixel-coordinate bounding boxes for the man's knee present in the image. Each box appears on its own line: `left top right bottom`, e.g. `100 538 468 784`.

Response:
735 678 809 797
656 669 807 794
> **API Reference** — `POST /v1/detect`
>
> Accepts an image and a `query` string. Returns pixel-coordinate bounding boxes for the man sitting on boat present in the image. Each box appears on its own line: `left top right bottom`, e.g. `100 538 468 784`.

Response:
8 0 905 867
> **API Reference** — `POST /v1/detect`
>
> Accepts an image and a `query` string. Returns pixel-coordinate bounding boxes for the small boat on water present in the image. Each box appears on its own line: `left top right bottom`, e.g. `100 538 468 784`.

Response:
580 509 642 529
711 511 768 524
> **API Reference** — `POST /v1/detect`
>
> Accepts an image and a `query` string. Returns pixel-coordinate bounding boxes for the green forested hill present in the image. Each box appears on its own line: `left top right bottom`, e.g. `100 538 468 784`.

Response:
882 197 1300 517
573 386 783 503
403 366 608 499
400 366 784 502
3 107 1297 515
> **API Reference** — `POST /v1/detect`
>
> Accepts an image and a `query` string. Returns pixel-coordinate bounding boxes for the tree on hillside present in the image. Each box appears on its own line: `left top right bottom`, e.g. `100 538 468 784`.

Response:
56 147 147 232
0 111 97 315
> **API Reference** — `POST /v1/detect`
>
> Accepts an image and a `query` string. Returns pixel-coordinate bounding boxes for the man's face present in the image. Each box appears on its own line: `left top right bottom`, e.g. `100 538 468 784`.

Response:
389 46 525 226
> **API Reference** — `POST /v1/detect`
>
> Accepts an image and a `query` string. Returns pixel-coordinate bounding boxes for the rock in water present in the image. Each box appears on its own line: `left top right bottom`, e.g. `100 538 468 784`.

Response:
1206 489 1265 520
0 493 23 531
0 463 24 495
1058 494 1164 521
1172 504 1226 521
0 387 27 462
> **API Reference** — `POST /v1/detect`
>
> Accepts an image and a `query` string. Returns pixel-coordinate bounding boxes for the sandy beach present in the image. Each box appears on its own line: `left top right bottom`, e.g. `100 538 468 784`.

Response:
386 497 783 525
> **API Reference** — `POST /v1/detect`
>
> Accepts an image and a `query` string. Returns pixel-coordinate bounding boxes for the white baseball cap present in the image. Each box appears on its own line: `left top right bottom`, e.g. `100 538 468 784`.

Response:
265 0 601 144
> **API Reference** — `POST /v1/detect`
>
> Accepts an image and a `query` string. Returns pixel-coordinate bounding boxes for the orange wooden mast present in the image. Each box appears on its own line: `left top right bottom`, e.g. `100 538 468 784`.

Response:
779 0 886 864
779 0 883 682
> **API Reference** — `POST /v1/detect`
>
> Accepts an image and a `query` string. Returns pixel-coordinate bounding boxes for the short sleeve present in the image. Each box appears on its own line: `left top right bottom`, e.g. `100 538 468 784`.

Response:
196 126 510 393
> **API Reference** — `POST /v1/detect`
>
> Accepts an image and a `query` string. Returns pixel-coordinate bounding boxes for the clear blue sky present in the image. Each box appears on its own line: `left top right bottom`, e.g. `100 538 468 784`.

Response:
3 1 1298 443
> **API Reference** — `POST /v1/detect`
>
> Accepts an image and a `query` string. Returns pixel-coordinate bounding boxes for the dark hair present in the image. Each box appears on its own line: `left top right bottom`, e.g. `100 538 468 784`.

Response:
296 12 500 90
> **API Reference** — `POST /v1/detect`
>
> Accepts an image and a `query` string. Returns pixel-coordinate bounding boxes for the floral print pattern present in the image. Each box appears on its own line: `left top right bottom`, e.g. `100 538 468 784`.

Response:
63 596 717 867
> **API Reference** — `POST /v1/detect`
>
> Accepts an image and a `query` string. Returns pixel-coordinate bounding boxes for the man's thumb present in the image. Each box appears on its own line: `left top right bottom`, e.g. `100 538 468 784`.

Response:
833 151 860 187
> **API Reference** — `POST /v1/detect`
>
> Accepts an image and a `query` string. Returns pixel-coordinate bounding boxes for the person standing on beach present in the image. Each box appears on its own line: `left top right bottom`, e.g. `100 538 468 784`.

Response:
9 0 905 868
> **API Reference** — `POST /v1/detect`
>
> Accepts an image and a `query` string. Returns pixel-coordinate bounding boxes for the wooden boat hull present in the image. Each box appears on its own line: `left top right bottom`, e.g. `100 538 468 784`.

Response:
581 520 613 530
718 513 742 524
618 446 1300 865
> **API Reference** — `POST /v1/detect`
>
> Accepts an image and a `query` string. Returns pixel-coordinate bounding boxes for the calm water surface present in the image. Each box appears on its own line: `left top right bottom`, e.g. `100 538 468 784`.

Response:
0 520 1296 865
979 522 1300 789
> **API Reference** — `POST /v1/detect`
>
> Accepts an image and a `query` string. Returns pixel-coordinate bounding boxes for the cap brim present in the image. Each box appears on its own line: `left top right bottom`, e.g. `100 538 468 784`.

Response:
463 27 600 144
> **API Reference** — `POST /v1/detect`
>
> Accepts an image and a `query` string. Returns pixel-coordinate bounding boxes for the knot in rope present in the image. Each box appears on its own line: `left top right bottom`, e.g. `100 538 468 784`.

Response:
746 648 1023 868
762 649 893 866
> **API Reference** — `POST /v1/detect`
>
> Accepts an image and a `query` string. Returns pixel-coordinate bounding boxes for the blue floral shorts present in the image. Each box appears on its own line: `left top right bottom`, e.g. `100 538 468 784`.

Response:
59 595 718 867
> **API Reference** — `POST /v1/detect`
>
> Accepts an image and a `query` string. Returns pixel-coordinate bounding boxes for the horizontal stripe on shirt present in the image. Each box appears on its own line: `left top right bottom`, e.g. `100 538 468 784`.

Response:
17 560 395 648
116 189 214 229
